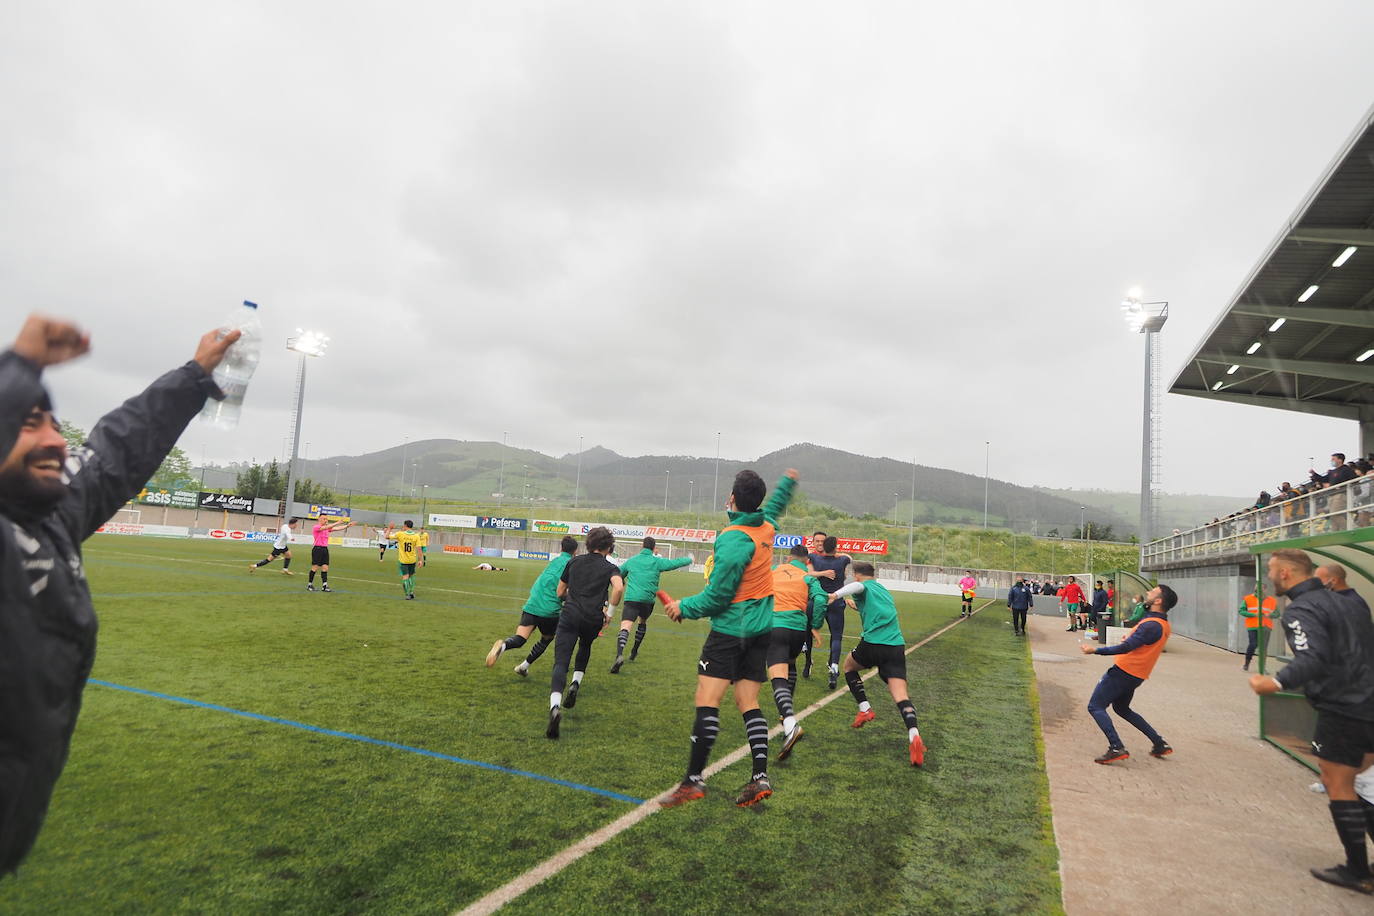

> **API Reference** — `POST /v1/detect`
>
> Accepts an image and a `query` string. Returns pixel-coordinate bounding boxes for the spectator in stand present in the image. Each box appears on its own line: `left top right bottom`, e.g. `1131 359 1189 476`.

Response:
1278 481 1300 500
1254 490 1272 509
1313 453 1358 487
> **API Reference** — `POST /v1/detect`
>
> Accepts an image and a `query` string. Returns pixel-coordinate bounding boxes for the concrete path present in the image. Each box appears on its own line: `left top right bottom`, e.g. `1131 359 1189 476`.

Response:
1026 612 1371 914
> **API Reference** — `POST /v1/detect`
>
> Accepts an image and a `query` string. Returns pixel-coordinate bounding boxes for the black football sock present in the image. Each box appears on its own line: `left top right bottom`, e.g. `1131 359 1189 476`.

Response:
743 709 769 781
631 622 647 656
1330 800 1370 875
771 677 795 719
845 670 868 705
308 570 316 584
897 699 919 730
503 634 528 651
685 706 720 781
282 557 290 569
320 572 328 585
617 628 630 656
524 637 552 665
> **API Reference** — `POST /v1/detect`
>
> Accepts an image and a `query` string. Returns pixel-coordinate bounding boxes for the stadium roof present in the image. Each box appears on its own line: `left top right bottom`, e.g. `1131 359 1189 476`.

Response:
1170 102 1374 432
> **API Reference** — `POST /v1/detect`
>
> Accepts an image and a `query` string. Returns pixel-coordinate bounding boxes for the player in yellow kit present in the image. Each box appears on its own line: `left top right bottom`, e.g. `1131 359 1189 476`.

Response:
418 528 430 567
386 520 424 600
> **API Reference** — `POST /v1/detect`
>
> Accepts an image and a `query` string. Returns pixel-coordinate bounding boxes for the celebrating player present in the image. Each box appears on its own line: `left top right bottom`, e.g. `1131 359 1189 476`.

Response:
611 536 692 673
832 563 928 766
373 525 389 561
307 516 349 592
487 536 579 676
809 533 852 689
958 570 977 618
386 520 423 599
768 544 828 760
661 469 798 809
249 517 298 574
546 527 623 739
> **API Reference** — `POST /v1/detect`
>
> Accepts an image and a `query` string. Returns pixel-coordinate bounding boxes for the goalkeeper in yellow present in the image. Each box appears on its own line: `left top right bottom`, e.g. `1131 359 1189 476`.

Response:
386 520 424 600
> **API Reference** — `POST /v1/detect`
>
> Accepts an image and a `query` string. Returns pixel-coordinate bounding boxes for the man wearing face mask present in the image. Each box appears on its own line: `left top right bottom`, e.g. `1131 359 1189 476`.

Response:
0 313 238 876
1251 549 1374 895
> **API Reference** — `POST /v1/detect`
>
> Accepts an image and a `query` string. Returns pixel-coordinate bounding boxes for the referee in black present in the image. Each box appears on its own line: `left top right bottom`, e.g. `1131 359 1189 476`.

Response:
1250 547 1374 895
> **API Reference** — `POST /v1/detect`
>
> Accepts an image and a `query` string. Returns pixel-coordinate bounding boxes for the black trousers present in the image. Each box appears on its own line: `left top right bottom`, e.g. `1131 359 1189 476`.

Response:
1011 607 1028 631
551 615 602 694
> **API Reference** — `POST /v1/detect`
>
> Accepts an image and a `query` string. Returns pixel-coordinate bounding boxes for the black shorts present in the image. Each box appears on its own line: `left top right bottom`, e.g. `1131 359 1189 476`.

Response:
519 612 560 638
850 640 907 681
311 546 330 566
766 627 809 667
621 600 654 623
698 630 769 683
270 546 288 557
1311 710 1374 768
398 562 417 576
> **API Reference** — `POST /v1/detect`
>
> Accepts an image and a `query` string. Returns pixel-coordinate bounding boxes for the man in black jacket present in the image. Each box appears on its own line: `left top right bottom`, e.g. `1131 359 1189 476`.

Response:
1251 548 1374 895
0 313 237 875
1006 577 1033 635
1090 580 1109 630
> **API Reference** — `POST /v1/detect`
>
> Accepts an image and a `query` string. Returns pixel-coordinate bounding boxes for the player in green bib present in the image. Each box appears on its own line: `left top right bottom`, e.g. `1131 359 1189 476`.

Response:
830 562 928 767
485 536 579 675
610 536 692 673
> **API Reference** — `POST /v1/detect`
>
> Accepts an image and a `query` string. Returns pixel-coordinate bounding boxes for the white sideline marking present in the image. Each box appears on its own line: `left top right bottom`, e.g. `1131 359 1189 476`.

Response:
454 599 997 915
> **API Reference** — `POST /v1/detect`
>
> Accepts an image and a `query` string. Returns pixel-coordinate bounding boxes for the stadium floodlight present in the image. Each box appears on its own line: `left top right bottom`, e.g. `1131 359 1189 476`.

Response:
1211 380 1225 391
283 329 330 516
1246 341 1262 355
1119 289 1169 549
1333 246 1357 267
1298 285 1319 302
1268 318 1286 332
1357 349 1374 363
1227 365 1239 374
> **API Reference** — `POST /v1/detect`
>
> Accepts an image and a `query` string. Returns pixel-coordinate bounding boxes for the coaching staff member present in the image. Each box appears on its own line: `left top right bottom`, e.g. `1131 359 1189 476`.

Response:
1250 548 1374 895
0 313 238 875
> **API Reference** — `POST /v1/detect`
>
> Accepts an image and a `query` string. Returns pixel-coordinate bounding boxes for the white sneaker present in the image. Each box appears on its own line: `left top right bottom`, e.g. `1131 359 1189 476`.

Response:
1308 781 1327 794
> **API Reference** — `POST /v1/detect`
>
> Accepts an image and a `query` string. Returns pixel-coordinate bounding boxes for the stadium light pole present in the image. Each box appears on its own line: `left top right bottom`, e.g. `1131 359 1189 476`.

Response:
399 437 407 499
908 456 917 566
664 469 671 511
420 484 428 525
496 432 507 504
712 432 721 510
333 462 339 488
1120 289 1169 549
522 464 529 504
283 329 329 518
983 441 990 529
892 492 899 526
574 435 583 509
689 480 695 526
1080 506 1086 572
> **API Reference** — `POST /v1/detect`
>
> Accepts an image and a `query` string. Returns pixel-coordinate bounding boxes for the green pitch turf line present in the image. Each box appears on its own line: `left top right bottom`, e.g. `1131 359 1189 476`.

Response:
87 679 644 805
455 599 998 916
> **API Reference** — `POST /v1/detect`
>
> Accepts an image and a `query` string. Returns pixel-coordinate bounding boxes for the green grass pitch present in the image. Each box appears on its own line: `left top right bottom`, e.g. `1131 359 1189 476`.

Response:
0 536 1062 915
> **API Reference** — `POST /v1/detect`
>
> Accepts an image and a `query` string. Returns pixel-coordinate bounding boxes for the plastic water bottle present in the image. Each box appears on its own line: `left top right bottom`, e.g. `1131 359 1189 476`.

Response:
199 300 262 430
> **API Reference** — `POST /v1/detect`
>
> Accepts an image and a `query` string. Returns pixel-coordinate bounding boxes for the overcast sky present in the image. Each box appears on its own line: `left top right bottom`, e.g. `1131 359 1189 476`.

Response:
5 1 1372 499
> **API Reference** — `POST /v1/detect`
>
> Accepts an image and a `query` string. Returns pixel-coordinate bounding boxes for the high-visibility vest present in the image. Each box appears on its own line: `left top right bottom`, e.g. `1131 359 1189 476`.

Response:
1116 617 1171 680
720 522 776 604
772 564 810 612
1242 593 1277 629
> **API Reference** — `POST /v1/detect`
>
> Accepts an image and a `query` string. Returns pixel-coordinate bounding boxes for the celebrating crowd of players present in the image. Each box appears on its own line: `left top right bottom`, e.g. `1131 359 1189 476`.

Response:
484 469 929 809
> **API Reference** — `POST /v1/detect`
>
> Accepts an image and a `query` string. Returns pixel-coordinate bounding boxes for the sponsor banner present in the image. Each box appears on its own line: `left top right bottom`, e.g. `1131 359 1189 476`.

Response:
341 537 374 549
96 522 144 536
773 534 805 549
136 488 199 509
836 537 888 554
478 516 528 531
309 504 351 521
474 546 503 557
96 522 192 538
198 492 255 514
518 550 551 561
207 528 251 541
443 544 474 554
532 519 573 534
502 549 521 560
243 531 276 543
430 513 478 528
645 526 717 543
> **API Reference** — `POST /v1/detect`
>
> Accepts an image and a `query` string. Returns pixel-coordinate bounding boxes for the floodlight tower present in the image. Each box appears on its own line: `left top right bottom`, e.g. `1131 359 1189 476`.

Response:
284 329 330 516
1120 289 1168 549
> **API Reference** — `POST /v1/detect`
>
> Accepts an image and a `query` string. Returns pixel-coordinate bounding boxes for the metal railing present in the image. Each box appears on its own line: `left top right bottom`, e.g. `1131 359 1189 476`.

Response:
1142 476 1374 567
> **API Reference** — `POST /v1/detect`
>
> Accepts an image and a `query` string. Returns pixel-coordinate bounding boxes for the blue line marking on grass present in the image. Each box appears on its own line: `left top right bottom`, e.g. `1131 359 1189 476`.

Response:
88 679 644 805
